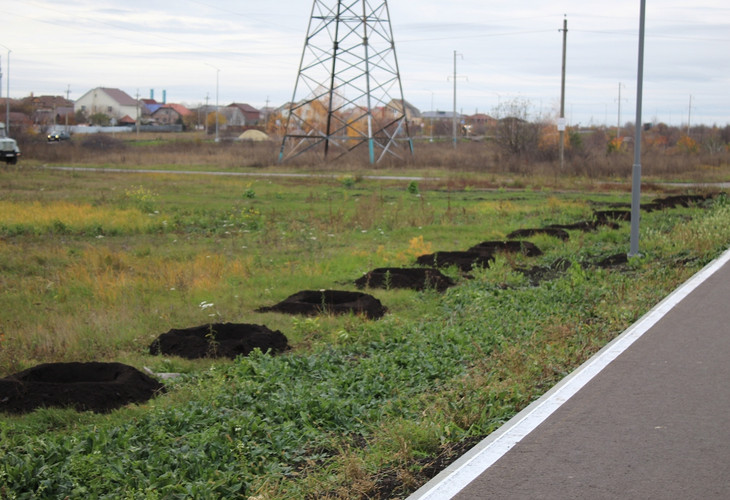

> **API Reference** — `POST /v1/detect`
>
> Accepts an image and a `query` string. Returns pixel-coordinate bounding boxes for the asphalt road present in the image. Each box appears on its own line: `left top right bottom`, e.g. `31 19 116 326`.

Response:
39 165 433 182
411 248 730 499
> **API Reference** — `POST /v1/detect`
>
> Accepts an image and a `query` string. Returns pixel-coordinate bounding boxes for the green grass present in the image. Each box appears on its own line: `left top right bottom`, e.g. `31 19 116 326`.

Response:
0 165 728 499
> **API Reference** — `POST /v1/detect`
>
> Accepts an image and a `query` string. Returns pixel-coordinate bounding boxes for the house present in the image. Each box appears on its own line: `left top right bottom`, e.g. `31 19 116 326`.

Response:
386 99 421 121
140 98 162 115
465 113 497 135
152 103 192 126
75 88 140 123
226 103 261 126
19 95 74 126
6 112 32 133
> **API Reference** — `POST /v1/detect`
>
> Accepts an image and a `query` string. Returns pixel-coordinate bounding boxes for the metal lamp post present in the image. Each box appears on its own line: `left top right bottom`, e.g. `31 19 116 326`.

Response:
0 45 10 136
205 63 220 142
4 49 8 135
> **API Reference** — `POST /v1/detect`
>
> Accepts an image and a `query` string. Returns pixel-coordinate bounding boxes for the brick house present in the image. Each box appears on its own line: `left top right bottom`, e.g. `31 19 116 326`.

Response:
152 103 192 126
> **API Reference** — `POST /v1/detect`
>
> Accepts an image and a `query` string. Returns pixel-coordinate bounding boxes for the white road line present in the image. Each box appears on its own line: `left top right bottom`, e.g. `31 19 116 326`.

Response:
408 246 730 500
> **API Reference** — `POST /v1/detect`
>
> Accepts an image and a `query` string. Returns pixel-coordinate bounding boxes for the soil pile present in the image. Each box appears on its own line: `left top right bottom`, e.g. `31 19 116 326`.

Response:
257 290 387 319
518 258 574 286
593 209 631 223
507 227 570 241
468 240 543 257
355 267 456 292
415 251 494 272
150 323 289 360
547 221 600 232
595 253 629 268
0 362 165 414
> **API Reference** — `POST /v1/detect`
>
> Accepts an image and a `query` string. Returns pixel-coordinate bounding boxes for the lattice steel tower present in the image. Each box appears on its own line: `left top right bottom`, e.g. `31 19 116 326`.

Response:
278 0 413 164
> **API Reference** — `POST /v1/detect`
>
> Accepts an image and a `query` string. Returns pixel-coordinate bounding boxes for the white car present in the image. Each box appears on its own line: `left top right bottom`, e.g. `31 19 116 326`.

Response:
0 136 21 164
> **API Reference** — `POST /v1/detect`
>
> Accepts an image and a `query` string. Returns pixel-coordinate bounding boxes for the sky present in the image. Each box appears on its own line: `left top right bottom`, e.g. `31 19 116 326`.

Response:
3 0 730 127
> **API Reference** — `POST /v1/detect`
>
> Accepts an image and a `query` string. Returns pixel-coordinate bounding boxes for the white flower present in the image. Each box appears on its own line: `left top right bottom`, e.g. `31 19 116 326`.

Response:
199 301 214 310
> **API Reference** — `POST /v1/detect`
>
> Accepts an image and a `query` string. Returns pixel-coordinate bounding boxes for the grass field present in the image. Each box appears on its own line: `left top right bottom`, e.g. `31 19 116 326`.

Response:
1 155 729 498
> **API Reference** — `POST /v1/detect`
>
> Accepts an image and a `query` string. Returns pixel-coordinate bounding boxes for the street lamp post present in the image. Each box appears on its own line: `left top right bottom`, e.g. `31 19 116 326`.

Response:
205 63 221 142
0 45 10 136
214 68 220 142
4 49 8 136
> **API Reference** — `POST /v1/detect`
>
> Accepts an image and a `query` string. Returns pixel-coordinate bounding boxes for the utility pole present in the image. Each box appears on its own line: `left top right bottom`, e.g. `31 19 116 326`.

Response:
559 16 568 168
449 50 465 149
135 89 140 137
687 94 692 136
264 95 270 132
0 54 3 136
214 68 220 142
204 93 209 133
204 64 221 142
616 82 626 143
3 48 9 136
65 84 71 133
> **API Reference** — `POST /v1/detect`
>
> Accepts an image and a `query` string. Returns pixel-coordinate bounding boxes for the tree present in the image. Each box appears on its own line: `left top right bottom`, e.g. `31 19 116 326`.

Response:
492 97 541 157
206 112 227 133
89 113 111 126
74 110 88 125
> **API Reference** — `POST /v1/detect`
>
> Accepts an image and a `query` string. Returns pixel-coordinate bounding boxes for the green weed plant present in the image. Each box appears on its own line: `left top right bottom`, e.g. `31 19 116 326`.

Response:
0 166 728 499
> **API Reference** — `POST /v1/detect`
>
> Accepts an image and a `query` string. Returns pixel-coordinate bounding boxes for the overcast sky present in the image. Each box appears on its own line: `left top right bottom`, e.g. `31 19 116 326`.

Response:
4 0 729 126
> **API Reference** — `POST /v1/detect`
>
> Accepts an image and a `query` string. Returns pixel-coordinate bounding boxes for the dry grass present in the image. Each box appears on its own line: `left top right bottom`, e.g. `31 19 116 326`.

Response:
13 130 730 186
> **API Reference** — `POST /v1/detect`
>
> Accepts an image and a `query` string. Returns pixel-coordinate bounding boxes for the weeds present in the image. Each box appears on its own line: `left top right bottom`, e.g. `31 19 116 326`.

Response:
0 164 728 499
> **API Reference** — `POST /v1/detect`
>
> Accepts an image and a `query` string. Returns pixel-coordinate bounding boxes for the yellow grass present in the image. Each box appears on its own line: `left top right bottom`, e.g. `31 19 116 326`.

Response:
0 200 156 233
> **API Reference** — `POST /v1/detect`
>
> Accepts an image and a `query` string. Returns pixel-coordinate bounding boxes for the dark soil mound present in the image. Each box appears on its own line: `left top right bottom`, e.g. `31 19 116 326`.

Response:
415 251 494 272
593 210 631 223
507 227 570 241
518 258 573 286
595 253 629 268
468 240 543 257
149 323 289 360
546 221 599 232
355 267 456 292
640 202 661 212
257 290 387 319
652 194 711 209
0 362 165 414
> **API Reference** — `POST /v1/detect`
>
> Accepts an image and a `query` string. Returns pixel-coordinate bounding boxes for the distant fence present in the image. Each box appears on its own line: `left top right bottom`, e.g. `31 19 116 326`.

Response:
68 125 183 134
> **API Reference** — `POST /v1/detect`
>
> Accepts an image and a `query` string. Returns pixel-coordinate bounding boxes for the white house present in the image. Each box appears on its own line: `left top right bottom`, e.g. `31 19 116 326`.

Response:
75 88 140 123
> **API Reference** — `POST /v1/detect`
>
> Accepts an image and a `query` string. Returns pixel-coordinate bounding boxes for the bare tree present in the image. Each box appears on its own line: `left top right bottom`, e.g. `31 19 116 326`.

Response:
492 97 541 157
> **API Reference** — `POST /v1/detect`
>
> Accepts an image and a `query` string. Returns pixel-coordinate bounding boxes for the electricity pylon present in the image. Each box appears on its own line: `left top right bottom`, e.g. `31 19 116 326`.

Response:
278 0 413 164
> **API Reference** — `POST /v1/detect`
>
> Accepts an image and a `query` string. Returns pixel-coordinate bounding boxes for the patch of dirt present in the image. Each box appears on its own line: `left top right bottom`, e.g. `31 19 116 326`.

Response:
546 221 600 232
0 362 165 414
593 209 631 223
507 227 570 241
518 257 574 286
415 251 494 272
257 290 387 319
355 267 456 292
594 253 629 268
149 322 289 360
468 240 543 257
652 193 713 209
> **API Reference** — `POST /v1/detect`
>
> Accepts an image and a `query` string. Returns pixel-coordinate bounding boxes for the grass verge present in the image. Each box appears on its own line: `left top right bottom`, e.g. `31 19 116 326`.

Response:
0 166 728 499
